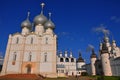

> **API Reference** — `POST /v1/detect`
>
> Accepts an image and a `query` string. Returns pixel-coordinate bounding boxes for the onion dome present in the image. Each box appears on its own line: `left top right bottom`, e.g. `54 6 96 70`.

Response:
90 49 97 58
21 12 32 29
104 36 109 43
77 52 84 62
33 3 47 25
112 40 116 47
44 12 55 29
112 40 116 43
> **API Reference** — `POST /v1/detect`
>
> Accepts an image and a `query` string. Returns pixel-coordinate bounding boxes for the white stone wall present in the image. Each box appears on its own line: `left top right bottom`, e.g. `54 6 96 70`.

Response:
90 58 96 75
77 62 85 69
101 53 112 76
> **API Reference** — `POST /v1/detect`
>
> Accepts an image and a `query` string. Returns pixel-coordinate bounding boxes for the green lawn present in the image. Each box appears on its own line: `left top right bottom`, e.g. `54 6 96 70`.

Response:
97 76 120 80
44 76 120 80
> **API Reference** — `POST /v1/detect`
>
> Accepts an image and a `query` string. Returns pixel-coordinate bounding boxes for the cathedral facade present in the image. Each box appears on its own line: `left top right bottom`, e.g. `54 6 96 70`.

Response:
1 3 57 77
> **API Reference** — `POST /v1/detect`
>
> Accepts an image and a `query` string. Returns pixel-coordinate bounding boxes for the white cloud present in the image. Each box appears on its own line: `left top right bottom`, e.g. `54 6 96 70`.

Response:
110 16 116 20
57 32 74 41
110 16 120 23
57 32 70 36
92 24 110 36
86 44 94 52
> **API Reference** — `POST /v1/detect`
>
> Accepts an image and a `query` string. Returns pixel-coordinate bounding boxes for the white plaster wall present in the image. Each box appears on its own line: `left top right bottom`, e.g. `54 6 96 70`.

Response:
11 35 24 44
22 27 29 35
40 52 52 62
41 35 53 44
6 51 21 73
77 62 85 69
40 63 52 72
101 53 112 76
25 35 38 44
8 51 21 61
23 52 37 62
91 58 96 75
35 25 44 35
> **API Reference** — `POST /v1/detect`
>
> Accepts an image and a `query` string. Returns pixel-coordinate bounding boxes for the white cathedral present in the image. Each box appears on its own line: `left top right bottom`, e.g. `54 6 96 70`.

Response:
1 3 86 78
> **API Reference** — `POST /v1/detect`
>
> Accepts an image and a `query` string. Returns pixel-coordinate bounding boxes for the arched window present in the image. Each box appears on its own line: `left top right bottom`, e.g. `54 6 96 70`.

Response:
45 37 48 44
16 37 19 44
44 53 47 62
65 58 69 62
71 58 74 62
31 37 33 44
13 52 17 61
28 52 32 61
60 58 64 62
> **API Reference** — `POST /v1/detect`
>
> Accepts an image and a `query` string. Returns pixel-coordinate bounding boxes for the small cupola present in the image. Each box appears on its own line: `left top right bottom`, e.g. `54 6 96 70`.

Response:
44 12 55 29
77 52 84 62
90 49 97 58
21 12 32 29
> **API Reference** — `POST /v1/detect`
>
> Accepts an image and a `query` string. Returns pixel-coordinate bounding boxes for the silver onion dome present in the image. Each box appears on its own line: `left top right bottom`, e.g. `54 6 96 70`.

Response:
33 3 47 26
44 12 55 29
21 12 32 29
33 14 47 25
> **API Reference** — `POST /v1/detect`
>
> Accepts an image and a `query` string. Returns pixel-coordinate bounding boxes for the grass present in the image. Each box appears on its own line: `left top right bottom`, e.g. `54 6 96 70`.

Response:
87 76 120 80
97 76 120 80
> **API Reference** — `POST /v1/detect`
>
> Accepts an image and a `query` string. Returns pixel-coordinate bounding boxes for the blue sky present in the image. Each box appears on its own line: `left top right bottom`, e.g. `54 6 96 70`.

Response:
0 0 120 63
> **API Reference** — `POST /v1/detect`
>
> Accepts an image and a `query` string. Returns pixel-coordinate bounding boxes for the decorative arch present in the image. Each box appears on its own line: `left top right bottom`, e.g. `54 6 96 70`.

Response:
65 58 69 62
71 58 74 62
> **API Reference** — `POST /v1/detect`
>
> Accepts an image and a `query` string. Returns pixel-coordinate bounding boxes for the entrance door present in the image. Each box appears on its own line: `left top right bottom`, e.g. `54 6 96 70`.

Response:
26 65 31 74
